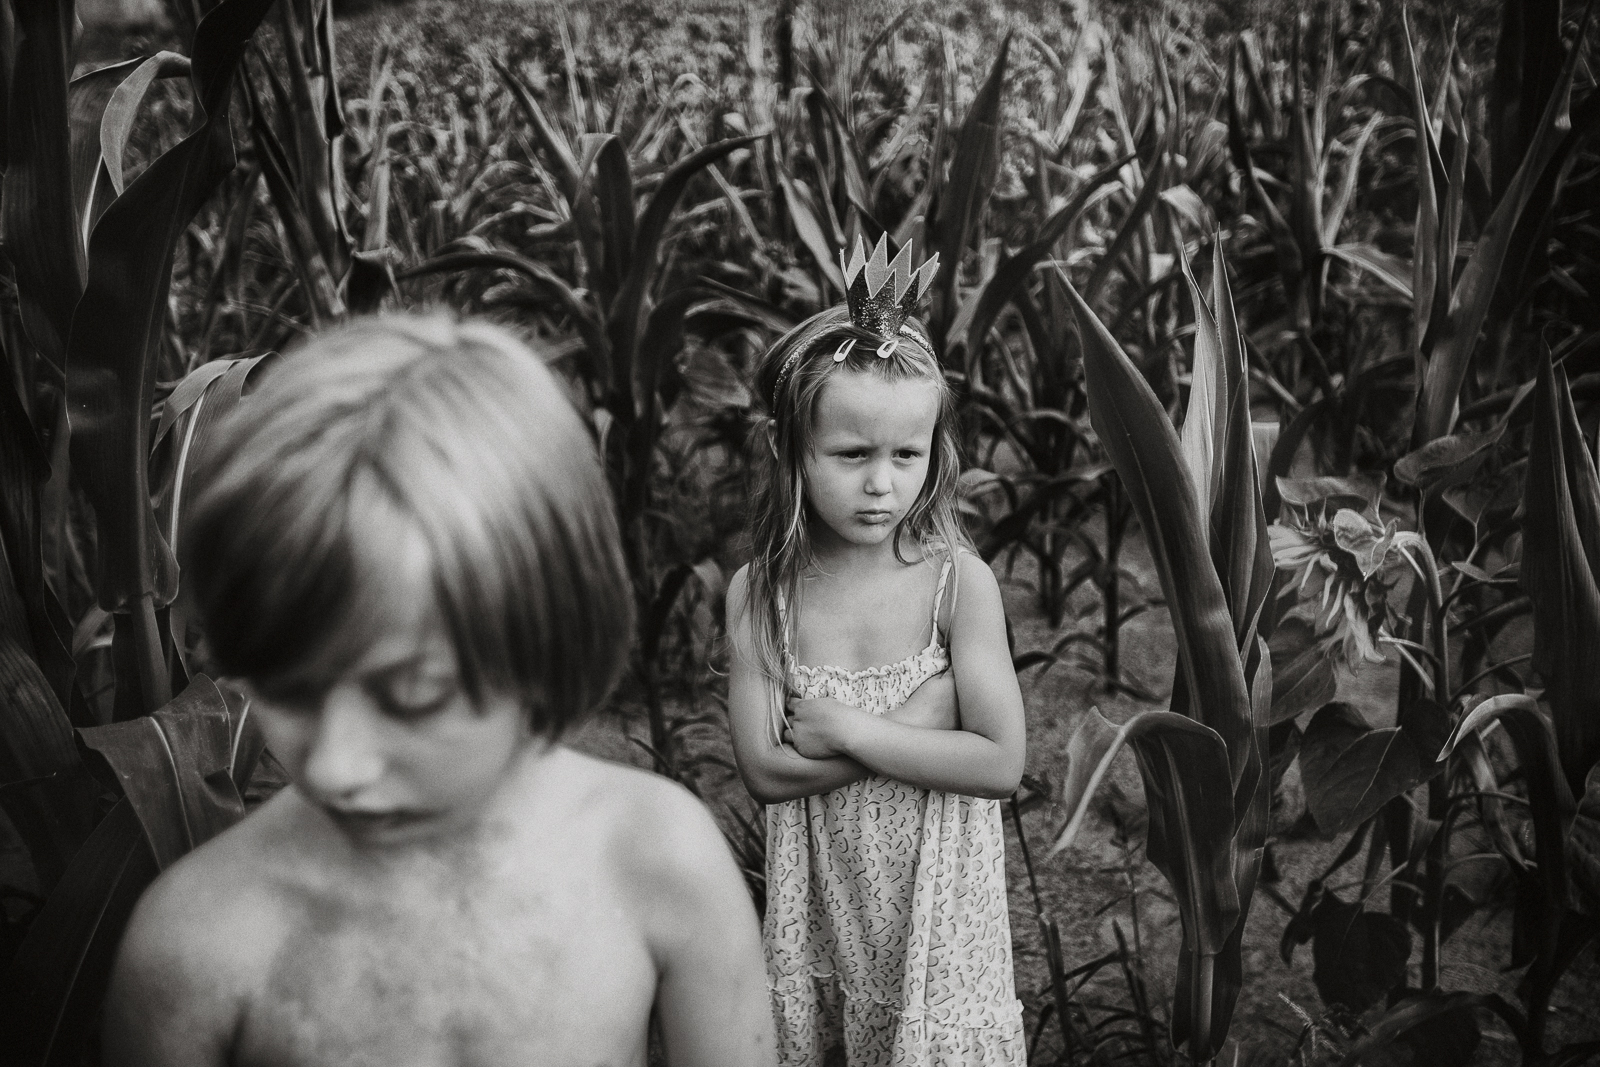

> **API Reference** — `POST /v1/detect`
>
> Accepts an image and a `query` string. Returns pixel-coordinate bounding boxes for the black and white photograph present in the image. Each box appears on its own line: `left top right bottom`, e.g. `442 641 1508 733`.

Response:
1 0 1598 1064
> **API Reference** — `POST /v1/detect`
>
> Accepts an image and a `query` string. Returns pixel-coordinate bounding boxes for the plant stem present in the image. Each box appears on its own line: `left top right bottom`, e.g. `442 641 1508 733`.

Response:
129 593 171 718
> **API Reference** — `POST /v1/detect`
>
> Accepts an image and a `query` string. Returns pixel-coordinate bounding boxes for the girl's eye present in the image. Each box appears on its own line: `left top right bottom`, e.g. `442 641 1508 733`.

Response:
371 675 459 721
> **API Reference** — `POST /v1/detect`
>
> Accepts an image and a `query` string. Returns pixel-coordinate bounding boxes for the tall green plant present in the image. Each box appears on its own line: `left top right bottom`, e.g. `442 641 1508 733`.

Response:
1053 243 1273 1063
0 0 279 1061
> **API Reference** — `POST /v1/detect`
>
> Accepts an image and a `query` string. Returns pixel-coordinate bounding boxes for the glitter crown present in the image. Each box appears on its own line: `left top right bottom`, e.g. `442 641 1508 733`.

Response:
840 234 939 341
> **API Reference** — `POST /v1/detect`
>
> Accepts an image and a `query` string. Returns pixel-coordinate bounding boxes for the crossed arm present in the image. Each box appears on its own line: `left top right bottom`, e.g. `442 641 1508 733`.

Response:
726 555 1027 804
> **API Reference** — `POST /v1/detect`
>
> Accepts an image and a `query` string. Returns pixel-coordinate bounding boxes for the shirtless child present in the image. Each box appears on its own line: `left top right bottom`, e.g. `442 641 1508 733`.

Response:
103 315 776 1067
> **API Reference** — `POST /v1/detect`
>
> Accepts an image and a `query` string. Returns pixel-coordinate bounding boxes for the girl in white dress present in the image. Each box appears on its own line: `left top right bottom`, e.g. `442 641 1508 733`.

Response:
726 237 1028 1065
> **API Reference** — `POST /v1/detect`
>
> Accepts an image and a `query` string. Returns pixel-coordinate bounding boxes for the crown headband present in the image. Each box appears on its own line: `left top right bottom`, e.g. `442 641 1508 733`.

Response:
769 235 940 405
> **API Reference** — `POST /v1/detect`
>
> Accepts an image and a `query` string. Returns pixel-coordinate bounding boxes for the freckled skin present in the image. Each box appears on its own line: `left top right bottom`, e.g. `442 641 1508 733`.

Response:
105 746 770 1067
102 525 774 1067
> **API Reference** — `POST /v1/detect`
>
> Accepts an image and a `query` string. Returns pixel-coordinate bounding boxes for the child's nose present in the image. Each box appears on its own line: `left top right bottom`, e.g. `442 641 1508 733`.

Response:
864 461 893 495
301 690 387 800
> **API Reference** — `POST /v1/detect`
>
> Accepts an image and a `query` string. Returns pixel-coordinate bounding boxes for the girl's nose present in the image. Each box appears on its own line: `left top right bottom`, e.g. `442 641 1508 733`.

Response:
864 461 893 495
301 688 387 801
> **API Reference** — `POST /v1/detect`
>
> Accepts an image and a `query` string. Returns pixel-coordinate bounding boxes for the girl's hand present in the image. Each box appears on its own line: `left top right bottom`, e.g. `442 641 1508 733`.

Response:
885 671 958 731
783 696 859 759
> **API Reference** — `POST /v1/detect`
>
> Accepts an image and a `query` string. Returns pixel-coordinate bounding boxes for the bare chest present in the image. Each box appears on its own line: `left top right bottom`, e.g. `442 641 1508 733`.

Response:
234 870 655 1067
794 566 940 669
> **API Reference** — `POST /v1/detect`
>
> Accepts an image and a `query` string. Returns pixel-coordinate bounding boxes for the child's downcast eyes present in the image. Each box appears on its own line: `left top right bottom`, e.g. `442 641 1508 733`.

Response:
253 665 460 721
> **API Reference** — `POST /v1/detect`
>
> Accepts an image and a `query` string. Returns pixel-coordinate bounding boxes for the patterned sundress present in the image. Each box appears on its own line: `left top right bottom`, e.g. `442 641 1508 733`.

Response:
766 554 1026 1066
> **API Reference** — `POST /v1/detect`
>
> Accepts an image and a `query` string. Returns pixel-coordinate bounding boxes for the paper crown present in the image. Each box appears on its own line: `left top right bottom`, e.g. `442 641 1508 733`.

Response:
840 235 939 342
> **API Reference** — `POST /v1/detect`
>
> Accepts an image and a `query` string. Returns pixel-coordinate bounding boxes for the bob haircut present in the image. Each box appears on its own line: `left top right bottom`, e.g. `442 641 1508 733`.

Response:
181 312 633 736
744 304 969 690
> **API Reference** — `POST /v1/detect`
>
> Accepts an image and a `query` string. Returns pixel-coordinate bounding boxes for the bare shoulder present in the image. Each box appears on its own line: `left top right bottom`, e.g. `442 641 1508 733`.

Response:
943 548 1003 630
558 751 741 914
105 794 308 1063
565 750 727 872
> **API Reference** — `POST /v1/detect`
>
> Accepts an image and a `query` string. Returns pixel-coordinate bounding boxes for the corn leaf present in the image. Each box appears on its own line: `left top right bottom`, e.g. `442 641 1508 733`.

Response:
1521 355 1600 792
0 799 157 1067
606 132 763 392
1324 243 1413 300
580 133 634 307
1439 694 1574 993
66 0 276 619
76 674 254 871
959 150 1131 360
930 34 1010 346
1 0 80 372
1061 267 1253 776
1413 0 1594 445
776 171 846 294
400 240 609 385
1398 13 1444 367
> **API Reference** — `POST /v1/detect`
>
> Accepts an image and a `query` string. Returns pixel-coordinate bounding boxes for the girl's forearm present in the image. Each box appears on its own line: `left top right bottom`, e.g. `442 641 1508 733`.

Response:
744 750 874 804
836 716 1020 799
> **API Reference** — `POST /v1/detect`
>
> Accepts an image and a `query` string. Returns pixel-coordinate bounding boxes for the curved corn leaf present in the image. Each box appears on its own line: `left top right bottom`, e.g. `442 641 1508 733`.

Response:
930 33 1010 347
0 799 157 1067
959 150 1132 360
68 52 192 254
65 0 277 619
399 241 609 380
1324 243 1413 300
2 0 80 372
606 132 763 393
1061 268 1253 778
777 171 847 294
76 674 254 871
1438 693 1574 1007
1521 355 1600 791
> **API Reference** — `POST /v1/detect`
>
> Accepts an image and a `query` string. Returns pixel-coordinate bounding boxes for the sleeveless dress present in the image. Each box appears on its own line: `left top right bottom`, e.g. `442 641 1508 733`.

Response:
765 555 1027 1066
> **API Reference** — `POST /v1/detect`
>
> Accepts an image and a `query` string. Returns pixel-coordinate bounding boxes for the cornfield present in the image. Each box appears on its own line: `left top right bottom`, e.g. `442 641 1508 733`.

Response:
2 0 1599 1063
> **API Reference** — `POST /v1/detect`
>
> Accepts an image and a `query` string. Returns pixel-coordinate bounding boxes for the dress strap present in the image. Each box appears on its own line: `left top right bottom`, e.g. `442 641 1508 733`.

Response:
929 555 955 647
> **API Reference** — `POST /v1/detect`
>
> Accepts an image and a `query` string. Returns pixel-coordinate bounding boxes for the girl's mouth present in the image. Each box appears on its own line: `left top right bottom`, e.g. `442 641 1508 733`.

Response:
857 509 894 524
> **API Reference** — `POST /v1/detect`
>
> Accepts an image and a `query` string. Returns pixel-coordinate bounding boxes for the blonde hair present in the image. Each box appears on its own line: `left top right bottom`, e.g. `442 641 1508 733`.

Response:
745 304 969 688
181 312 633 735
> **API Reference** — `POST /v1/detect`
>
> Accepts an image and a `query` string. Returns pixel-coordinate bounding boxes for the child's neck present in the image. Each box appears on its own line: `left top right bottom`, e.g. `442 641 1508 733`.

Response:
807 524 912 576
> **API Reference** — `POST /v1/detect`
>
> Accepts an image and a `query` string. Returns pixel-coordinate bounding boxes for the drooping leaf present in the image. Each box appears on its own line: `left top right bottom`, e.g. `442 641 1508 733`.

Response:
1300 701 1450 835
76 674 251 870
1052 708 1241 960
1439 693 1575 985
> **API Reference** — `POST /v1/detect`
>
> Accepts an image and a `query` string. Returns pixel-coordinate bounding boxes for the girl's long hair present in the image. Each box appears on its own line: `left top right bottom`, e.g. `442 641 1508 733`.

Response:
745 305 970 693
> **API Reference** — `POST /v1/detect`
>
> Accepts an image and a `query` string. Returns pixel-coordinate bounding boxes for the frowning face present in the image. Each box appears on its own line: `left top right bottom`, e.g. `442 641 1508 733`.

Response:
801 367 942 553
